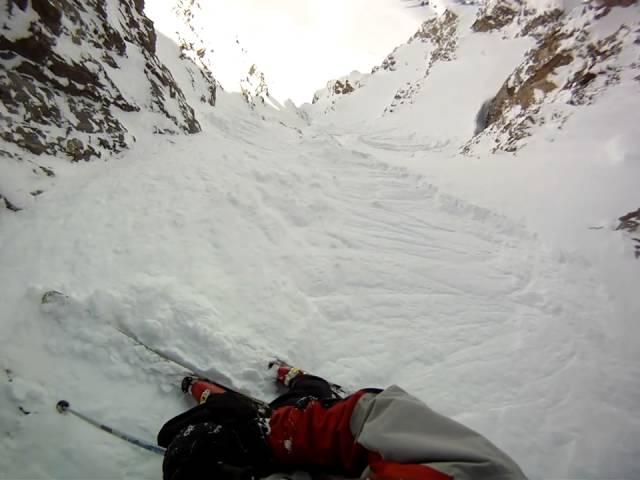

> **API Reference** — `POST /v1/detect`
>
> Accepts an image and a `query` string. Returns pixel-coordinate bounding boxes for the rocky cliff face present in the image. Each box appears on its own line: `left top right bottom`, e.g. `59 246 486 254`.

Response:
469 0 640 152
311 74 362 109
309 1 638 150
384 9 459 115
617 207 640 258
308 8 461 116
0 0 207 159
0 0 221 210
167 0 218 107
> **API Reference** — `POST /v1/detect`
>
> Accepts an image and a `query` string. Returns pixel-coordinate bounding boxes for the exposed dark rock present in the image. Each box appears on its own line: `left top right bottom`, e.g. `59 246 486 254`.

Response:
7 0 29 12
39 165 55 177
239 63 270 105
73 109 95 132
468 4 633 153
133 0 145 13
200 69 217 106
31 0 63 35
0 194 21 212
0 148 16 159
521 9 565 39
65 138 84 161
1 30 54 63
48 58 100 89
412 10 459 64
2 127 48 155
333 80 355 95
136 16 157 55
471 1 565 40
375 54 397 73
474 99 493 135
63 137 98 161
617 208 640 233
472 2 519 32
616 208 640 259
101 52 119 68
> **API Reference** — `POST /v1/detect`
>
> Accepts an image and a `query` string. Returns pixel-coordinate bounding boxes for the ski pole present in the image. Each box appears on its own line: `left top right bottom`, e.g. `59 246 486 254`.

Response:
56 400 165 455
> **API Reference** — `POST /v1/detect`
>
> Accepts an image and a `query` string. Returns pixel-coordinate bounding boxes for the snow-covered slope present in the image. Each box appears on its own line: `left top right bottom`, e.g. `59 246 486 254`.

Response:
3 89 638 480
1 1 639 480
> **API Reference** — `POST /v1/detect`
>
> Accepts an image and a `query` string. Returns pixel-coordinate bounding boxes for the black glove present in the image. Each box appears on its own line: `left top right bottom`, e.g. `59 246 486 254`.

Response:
160 392 273 480
158 390 270 448
162 421 273 480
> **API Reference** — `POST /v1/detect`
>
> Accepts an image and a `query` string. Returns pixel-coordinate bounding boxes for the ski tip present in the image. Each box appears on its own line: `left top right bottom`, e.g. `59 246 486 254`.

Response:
56 400 70 413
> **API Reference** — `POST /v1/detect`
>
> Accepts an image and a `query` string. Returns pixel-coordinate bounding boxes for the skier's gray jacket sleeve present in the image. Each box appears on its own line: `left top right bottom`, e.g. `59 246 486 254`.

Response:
350 386 527 480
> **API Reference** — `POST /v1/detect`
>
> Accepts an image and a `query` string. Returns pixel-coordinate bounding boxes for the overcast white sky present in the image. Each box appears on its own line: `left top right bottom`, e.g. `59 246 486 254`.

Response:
149 0 430 105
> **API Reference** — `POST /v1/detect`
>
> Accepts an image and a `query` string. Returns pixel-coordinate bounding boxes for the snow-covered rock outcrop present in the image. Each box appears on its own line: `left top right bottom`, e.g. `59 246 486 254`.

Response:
0 0 220 210
166 0 218 108
305 1 639 150
471 0 640 152
1 0 205 157
310 8 461 117
617 207 640 258
305 6 463 119
150 0 275 108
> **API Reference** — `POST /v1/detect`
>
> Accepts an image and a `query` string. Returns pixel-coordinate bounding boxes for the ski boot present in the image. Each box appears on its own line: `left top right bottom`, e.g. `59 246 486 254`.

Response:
268 359 306 387
181 376 227 404
268 359 347 398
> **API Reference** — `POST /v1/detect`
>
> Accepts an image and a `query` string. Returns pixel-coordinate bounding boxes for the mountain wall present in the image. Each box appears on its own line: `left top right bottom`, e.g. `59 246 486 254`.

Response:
0 0 218 209
470 0 640 152
306 0 639 154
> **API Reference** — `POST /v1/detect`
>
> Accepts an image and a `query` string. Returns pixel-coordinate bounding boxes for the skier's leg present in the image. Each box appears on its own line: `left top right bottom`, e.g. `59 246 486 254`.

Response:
269 374 336 409
184 378 227 404
273 362 307 388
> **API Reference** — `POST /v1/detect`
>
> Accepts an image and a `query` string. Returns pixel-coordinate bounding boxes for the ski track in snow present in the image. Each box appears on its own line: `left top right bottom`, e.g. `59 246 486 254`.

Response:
1 99 638 479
